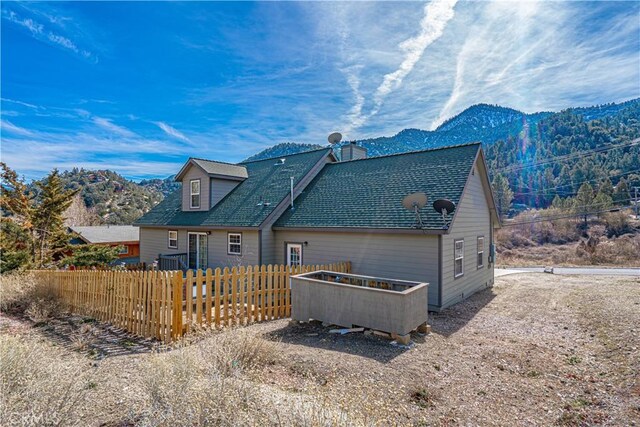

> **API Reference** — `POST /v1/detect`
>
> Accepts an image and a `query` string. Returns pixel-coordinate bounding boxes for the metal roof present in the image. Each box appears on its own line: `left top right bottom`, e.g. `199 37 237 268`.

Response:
70 225 140 244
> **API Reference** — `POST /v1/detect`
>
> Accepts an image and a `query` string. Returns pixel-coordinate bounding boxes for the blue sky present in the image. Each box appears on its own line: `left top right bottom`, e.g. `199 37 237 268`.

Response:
1 1 639 180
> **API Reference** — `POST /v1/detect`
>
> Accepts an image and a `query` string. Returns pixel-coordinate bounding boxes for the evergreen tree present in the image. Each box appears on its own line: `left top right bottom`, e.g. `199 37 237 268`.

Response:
598 178 614 197
613 178 630 205
0 221 32 273
61 244 121 268
491 174 513 220
1 163 35 271
592 191 613 218
32 169 77 267
573 182 595 225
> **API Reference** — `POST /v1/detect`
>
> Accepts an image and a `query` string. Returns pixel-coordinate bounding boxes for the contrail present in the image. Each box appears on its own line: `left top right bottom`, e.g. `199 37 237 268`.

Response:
371 0 458 116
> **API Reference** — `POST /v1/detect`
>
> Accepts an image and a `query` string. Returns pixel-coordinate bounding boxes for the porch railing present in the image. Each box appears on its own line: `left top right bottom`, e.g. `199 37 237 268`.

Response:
158 253 188 271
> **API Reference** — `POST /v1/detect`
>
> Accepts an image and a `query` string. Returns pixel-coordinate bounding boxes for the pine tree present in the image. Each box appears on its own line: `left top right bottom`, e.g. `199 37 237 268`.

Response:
491 174 513 220
32 169 77 267
613 178 630 205
598 178 614 197
61 244 121 268
1 163 35 271
573 183 595 226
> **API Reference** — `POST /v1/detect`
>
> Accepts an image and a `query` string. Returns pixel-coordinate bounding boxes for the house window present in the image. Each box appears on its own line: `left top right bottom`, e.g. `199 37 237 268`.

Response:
454 239 464 278
168 230 178 249
118 245 129 255
477 236 484 269
190 179 200 209
228 233 242 255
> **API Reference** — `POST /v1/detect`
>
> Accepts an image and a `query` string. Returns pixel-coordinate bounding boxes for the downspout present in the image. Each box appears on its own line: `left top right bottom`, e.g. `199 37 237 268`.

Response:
290 176 294 210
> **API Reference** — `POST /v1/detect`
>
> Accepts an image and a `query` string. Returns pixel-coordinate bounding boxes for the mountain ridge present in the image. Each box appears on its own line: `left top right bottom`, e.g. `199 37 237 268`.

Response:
22 97 640 224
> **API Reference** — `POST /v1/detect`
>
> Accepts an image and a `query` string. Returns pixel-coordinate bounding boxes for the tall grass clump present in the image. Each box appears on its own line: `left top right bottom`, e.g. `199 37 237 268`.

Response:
137 329 371 426
0 334 93 426
138 329 278 425
0 273 65 322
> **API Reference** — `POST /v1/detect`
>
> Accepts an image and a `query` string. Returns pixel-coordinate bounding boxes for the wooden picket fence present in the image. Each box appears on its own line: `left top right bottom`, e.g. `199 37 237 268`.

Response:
32 261 350 342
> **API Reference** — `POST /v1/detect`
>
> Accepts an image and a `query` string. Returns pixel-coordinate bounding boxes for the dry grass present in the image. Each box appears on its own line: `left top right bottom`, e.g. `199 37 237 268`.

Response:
1 273 639 426
0 334 93 427
137 328 371 426
498 234 640 267
0 273 66 322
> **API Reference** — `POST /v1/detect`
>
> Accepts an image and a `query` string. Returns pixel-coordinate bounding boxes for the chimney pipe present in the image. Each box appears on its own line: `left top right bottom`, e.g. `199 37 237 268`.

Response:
290 176 294 210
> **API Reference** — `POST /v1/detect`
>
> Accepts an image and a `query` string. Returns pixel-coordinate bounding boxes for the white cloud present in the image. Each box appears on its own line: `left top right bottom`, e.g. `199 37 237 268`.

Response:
1 119 35 136
154 121 191 142
92 117 137 138
1 7 94 60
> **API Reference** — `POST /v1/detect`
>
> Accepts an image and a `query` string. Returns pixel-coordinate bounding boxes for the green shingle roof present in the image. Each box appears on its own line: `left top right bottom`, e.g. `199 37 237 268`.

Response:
135 148 331 228
190 159 248 179
275 143 480 230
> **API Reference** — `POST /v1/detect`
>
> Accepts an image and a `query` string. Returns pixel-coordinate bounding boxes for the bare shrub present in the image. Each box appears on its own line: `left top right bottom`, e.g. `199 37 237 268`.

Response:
0 273 37 313
200 328 279 376
603 211 634 237
590 234 640 265
0 334 93 426
0 273 66 322
138 329 371 426
497 209 581 249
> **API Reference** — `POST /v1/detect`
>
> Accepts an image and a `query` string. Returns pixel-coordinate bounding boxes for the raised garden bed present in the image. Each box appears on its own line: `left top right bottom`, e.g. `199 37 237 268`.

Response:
291 271 429 344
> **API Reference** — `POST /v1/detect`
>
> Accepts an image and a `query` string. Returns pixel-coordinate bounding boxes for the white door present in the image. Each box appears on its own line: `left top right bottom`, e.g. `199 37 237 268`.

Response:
286 243 303 267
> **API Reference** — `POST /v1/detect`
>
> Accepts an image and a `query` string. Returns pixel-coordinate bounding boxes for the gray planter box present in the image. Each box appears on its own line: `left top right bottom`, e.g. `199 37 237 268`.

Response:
291 270 428 336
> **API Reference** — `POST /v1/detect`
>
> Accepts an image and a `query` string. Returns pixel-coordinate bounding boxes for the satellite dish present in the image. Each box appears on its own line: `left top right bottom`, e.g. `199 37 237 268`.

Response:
433 199 456 229
433 199 455 215
402 192 428 211
402 192 428 228
328 132 342 145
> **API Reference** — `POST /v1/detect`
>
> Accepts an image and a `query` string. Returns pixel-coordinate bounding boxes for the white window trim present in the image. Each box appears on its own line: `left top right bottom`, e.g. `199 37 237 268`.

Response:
454 239 464 278
227 232 242 256
168 230 178 249
190 179 201 209
477 236 484 269
286 242 303 267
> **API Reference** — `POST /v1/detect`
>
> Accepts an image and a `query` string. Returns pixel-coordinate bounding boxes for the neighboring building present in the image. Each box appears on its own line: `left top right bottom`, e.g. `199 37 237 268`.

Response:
135 143 500 311
69 225 140 263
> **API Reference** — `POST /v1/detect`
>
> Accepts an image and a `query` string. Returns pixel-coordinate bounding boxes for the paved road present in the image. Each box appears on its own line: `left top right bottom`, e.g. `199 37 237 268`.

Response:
496 267 640 277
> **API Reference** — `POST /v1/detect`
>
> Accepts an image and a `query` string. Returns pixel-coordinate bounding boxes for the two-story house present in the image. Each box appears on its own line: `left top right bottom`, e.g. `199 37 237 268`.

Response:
135 143 500 311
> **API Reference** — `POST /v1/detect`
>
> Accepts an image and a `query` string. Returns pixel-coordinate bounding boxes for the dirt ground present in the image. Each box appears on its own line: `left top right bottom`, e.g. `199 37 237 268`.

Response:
2 273 639 426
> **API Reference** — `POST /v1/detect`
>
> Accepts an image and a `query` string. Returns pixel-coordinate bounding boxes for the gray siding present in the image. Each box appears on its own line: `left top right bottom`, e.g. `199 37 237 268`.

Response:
210 178 239 208
260 229 277 265
140 227 259 269
272 230 441 308
180 166 210 212
441 159 495 309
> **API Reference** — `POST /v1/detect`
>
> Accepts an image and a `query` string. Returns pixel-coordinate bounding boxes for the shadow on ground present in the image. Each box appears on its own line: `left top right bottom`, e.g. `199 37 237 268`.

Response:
32 315 166 359
429 287 497 337
267 286 498 360
266 320 427 363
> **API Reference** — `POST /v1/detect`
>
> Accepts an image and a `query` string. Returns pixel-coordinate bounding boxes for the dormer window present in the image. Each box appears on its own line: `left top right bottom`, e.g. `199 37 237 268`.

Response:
190 179 201 209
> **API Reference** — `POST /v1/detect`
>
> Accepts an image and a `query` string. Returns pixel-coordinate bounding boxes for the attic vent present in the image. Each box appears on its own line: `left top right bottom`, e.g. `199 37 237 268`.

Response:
274 158 286 166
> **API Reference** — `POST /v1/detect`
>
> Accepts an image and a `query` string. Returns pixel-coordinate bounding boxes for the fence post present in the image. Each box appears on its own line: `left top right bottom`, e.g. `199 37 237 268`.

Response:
172 271 183 340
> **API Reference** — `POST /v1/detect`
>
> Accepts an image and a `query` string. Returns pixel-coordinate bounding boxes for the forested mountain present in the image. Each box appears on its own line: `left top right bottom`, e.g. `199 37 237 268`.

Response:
249 98 640 209
243 142 323 162
138 175 180 197
29 169 166 225
19 98 639 225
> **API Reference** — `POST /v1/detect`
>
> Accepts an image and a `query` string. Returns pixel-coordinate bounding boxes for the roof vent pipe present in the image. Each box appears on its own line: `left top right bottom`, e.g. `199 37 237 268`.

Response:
290 176 295 210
